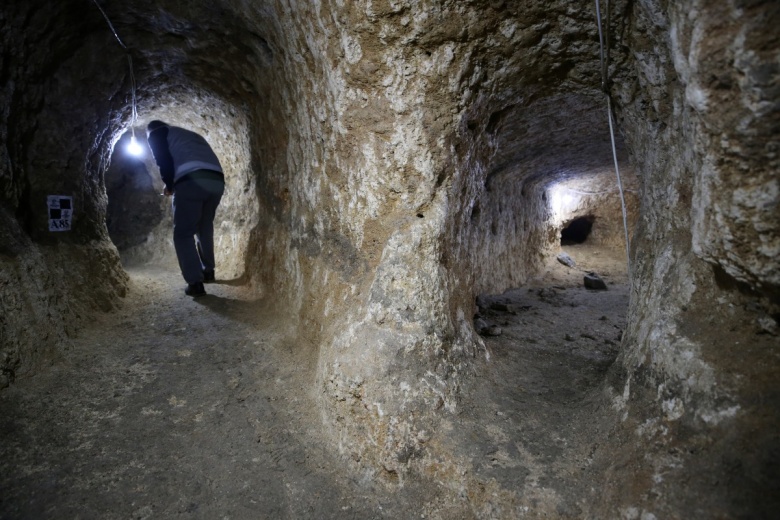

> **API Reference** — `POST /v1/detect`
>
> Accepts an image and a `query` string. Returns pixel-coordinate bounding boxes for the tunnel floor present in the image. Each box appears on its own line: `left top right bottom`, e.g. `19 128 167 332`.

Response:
0 267 415 519
1 245 629 518
450 243 629 515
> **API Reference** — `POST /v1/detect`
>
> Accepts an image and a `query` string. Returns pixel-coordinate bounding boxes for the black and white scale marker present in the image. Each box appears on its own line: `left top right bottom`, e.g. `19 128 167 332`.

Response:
48 195 73 232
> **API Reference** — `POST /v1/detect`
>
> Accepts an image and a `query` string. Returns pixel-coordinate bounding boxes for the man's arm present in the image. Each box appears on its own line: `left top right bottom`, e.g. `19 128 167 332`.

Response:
147 127 175 192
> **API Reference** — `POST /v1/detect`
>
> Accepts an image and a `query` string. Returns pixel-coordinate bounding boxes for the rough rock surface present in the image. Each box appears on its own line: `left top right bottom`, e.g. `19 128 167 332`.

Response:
0 253 633 518
556 251 576 268
583 272 607 290
596 1 780 517
0 0 777 517
1 3 130 382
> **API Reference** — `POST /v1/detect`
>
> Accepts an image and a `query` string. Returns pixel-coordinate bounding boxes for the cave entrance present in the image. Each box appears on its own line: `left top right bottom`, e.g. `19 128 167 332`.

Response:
561 216 594 245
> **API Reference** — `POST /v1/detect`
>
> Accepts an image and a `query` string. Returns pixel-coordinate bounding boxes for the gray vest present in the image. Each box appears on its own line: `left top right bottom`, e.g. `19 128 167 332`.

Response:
166 126 223 183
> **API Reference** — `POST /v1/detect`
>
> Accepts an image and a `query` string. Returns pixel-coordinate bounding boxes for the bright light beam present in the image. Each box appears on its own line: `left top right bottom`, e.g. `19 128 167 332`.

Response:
127 134 143 157
548 185 580 222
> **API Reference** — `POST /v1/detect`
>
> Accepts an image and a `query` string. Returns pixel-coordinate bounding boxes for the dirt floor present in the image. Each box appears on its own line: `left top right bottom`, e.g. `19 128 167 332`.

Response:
0 243 629 519
440 243 629 517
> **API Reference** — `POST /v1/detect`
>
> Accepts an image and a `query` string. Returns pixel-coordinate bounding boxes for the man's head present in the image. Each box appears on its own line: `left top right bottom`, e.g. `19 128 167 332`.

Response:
147 120 168 136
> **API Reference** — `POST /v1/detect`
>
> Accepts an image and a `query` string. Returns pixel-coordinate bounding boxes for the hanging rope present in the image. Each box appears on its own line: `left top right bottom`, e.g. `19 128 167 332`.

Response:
91 0 138 134
595 0 632 279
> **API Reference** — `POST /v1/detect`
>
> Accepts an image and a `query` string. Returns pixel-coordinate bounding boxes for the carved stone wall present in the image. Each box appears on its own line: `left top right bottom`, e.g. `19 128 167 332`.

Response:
1 1 776 515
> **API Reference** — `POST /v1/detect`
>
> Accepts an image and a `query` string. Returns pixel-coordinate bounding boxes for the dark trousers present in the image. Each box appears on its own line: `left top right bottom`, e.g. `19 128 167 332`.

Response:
172 172 225 284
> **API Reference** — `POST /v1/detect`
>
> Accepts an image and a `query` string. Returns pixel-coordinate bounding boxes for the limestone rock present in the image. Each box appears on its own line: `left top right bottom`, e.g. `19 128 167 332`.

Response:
0 0 777 516
481 325 503 337
583 272 607 290
557 251 576 268
474 317 489 332
757 316 778 336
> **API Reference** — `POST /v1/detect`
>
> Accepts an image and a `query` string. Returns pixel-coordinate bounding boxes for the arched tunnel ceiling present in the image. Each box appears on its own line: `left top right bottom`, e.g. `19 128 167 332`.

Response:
73 0 635 191
80 1 277 106
3 0 642 269
130 8 274 101
486 92 635 192
86 0 642 288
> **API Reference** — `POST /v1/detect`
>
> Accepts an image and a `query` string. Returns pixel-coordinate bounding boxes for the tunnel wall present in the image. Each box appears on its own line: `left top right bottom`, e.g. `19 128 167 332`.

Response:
2 1 776 515
2 0 618 471
594 0 780 516
274 2 778 513
222 0 646 481
228 1 484 474
0 6 129 387
105 137 173 268
448 85 640 299
248 0 634 479
574 191 639 249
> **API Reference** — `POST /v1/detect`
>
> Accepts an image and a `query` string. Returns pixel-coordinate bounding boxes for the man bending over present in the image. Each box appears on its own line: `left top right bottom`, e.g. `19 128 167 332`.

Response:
147 120 225 297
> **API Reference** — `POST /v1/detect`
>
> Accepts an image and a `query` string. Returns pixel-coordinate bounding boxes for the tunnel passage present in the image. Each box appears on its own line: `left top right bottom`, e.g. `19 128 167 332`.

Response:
105 131 166 257
104 92 258 279
561 216 594 245
459 90 641 298
2 0 778 517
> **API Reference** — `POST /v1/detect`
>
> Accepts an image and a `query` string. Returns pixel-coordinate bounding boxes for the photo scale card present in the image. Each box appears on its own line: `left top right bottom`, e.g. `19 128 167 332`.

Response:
48 195 73 232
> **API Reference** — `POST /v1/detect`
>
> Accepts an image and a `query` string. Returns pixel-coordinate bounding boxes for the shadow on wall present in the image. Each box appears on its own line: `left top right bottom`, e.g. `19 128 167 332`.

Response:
106 131 165 250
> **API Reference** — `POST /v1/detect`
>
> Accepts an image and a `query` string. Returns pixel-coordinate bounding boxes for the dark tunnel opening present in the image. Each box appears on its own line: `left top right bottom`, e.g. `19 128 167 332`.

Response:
561 216 594 245
105 131 165 252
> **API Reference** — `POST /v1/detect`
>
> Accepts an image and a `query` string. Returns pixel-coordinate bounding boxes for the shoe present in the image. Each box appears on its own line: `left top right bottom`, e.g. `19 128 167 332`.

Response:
185 282 206 297
203 270 215 283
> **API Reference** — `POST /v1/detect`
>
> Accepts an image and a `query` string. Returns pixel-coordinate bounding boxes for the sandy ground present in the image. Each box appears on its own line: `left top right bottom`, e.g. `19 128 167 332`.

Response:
1 243 629 519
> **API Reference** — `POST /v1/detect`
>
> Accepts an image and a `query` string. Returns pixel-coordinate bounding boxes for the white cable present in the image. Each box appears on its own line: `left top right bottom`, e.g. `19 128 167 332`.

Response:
607 97 632 277
595 0 632 278
128 54 137 126
91 0 137 133
560 186 637 196
595 0 607 92
91 0 126 49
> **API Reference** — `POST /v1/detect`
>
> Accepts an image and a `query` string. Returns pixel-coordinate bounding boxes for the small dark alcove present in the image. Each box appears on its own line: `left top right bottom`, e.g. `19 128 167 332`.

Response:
105 132 165 251
561 216 594 245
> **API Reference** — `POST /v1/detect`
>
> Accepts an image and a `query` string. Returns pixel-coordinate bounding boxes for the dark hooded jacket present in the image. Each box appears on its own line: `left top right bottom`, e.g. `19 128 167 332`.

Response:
147 124 223 191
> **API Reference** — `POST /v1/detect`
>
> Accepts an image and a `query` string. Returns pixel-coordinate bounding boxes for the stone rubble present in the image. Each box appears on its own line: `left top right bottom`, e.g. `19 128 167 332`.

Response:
583 272 608 290
557 251 577 268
